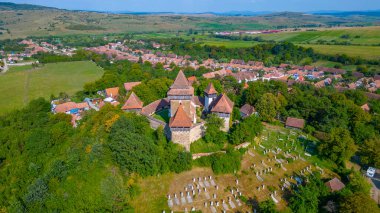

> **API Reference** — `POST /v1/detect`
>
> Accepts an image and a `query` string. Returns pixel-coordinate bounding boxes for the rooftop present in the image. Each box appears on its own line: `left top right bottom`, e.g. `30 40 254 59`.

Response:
169 104 193 128
122 92 143 110
210 94 234 114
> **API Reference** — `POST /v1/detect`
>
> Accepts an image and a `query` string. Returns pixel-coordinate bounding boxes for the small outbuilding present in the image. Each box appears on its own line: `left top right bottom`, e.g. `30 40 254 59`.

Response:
285 117 305 130
325 178 345 192
239 104 256 118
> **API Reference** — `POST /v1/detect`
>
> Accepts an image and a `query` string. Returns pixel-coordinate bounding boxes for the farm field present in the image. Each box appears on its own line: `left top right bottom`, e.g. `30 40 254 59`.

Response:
131 124 336 212
0 61 103 114
301 44 380 60
259 26 380 45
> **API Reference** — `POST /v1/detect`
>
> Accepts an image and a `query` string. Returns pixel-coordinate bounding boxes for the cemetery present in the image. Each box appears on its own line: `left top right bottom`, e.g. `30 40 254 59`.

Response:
159 124 335 212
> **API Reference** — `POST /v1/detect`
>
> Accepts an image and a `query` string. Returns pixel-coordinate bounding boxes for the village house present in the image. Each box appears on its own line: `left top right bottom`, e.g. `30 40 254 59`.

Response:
361 103 370 112
124 82 141 92
105 87 119 99
325 178 345 192
122 92 144 112
240 104 257 118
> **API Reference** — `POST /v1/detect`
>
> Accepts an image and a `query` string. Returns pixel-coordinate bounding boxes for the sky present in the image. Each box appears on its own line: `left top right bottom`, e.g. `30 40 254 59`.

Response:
2 0 380 13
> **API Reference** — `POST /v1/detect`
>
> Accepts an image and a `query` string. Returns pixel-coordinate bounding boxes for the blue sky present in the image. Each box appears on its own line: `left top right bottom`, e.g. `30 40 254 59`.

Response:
2 0 380 12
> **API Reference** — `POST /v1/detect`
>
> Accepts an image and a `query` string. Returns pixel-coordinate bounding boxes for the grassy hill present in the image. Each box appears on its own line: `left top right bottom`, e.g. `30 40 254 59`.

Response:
0 61 103 114
0 3 380 39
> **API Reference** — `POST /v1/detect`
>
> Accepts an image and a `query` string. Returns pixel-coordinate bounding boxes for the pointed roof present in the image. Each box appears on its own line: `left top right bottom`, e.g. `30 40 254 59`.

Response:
171 70 190 89
169 104 193 128
167 70 194 96
122 92 143 110
210 94 234 114
204 82 217 95
325 178 345 192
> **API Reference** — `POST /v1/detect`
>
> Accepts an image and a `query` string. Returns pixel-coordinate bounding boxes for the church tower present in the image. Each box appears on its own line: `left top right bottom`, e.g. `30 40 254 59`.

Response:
204 82 218 112
167 70 195 123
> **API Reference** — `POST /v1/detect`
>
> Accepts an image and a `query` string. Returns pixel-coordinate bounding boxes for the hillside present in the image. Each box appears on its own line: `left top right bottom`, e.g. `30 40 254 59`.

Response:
0 2 56 10
0 3 380 39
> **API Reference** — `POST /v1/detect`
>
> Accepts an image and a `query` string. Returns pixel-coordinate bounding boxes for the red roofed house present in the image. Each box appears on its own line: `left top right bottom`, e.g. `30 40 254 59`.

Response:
124 82 141 92
285 117 305 130
361 103 370 112
210 93 234 132
54 102 89 114
240 104 257 118
187 76 198 85
105 87 119 99
122 92 143 112
325 178 345 192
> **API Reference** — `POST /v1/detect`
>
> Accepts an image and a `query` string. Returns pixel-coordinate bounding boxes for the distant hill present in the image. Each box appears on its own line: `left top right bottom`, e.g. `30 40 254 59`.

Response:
0 2 379 40
0 2 57 10
312 10 380 17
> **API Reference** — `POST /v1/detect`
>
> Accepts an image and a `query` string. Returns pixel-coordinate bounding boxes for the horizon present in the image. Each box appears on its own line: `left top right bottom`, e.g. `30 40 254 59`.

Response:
1 0 380 13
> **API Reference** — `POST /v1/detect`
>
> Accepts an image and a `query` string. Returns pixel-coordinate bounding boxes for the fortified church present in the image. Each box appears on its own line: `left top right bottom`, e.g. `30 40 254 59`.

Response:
123 71 234 150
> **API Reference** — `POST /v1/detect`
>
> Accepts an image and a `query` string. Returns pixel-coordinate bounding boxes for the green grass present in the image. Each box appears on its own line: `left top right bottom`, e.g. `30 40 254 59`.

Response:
0 61 104 114
301 44 380 60
260 26 380 45
190 139 224 153
153 109 170 123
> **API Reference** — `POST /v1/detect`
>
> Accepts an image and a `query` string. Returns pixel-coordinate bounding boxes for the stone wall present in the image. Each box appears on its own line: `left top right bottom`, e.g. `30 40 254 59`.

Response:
190 123 205 142
171 122 205 151
171 130 192 151
221 116 231 132
144 115 167 130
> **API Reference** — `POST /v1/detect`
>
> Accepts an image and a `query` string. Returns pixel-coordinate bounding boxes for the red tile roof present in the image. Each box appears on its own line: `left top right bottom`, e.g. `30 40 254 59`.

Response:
122 92 143 110
141 98 170 116
105 87 119 98
169 104 193 128
285 117 305 129
168 70 194 96
187 76 197 85
55 102 89 113
325 178 345 192
55 102 77 113
240 104 256 116
172 70 189 88
204 82 218 95
211 94 234 114
124 82 141 91
361 103 370 112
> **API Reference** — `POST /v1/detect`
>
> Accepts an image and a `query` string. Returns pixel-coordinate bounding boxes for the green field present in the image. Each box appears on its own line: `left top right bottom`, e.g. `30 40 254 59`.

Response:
0 61 103 114
260 26 380 45
301 44 380 60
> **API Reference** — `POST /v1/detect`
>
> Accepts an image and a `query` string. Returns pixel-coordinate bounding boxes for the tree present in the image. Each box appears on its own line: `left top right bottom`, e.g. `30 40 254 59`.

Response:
359 137 380 167
108 116 160 177
258 200 278 213
318 128 357 165
256 93 280 122
339 193 380 213
229 116 263 145
204 114 226 145
347 171 372 195
289 173 329 213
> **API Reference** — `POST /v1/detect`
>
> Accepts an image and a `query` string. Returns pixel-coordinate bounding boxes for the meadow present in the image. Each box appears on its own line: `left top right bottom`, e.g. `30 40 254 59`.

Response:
301 44 380 60
260 26 380 45
132 26 380 60
0 61 103 114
